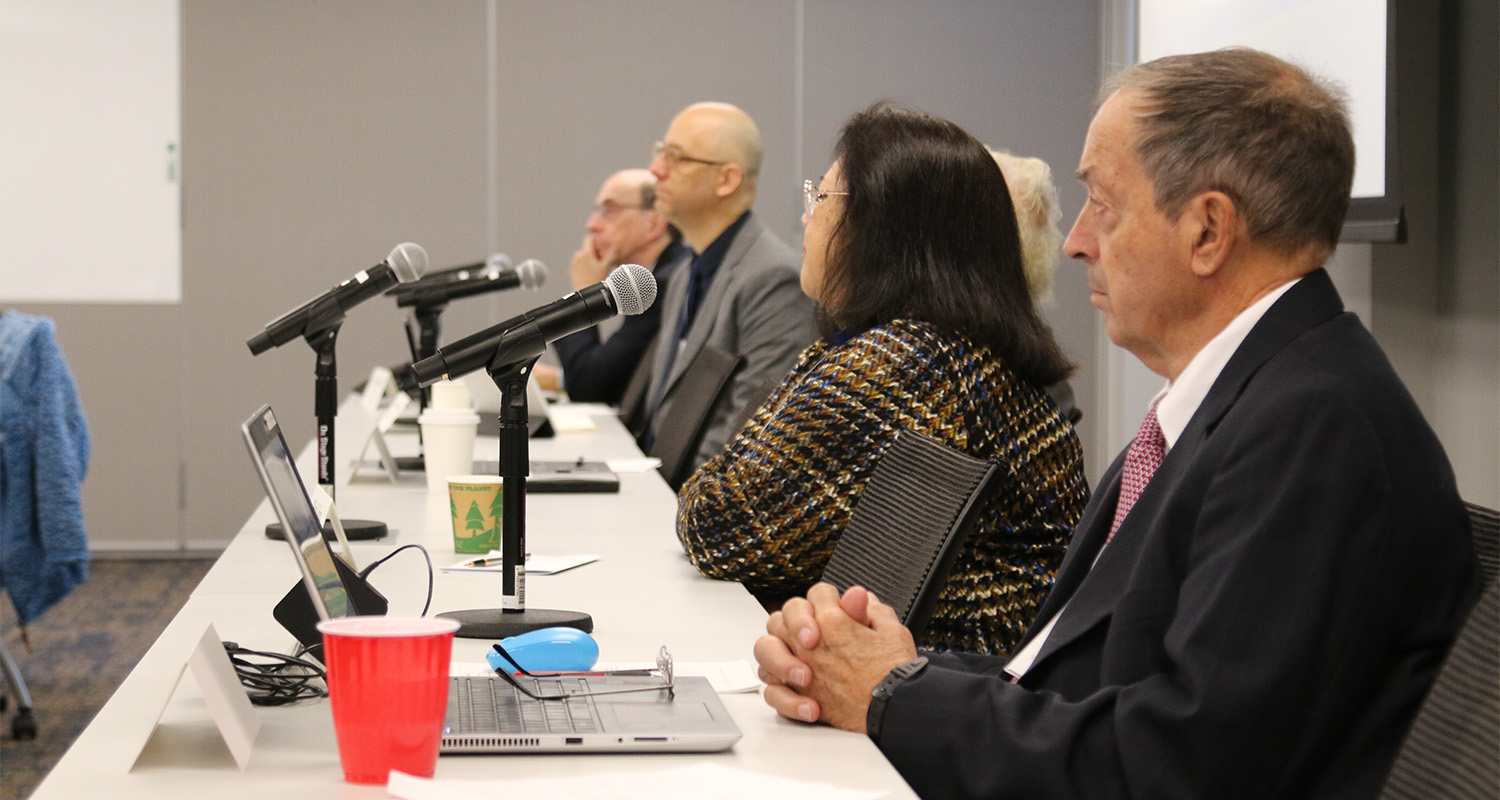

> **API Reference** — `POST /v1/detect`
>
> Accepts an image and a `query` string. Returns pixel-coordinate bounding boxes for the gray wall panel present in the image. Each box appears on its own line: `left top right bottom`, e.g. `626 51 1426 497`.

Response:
491 0 802 269
1372 0 1499 506
2 304 181 550
181 0 493 544
801 0 1102 464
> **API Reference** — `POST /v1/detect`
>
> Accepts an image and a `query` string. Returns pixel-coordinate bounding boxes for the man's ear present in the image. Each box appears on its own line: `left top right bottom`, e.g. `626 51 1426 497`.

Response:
644 212 670 242
1185 191 1239 277
715 163 744 199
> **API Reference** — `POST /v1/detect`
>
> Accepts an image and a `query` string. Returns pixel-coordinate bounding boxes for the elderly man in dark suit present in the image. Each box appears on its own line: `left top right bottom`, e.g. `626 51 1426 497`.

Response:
638 102 816 476
539 169 689 406
754 48 1481 799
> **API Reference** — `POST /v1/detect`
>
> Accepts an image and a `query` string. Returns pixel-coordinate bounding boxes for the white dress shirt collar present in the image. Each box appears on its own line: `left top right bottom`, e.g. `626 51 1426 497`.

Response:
1004 276 1304 681
1152 277 1301 450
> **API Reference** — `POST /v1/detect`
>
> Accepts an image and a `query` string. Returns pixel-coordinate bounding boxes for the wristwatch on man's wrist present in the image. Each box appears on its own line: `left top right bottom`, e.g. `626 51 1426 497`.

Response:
866 656 929 743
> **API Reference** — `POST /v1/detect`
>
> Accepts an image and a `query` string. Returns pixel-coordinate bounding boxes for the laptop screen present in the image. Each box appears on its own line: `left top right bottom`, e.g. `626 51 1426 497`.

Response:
242 404 352 621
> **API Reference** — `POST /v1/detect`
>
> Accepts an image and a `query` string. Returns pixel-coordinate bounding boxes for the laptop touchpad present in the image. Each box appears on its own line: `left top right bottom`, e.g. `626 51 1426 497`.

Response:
597 701 713 732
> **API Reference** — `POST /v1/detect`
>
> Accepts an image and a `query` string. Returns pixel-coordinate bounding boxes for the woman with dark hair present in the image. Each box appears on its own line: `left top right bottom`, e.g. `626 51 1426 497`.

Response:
674 104 1088 655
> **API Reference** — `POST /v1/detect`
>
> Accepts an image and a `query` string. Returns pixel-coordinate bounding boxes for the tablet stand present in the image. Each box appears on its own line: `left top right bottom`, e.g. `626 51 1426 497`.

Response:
440 356 592 639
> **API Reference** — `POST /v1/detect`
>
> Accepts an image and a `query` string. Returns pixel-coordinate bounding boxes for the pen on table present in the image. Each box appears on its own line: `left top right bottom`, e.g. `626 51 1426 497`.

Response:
461 553 529 568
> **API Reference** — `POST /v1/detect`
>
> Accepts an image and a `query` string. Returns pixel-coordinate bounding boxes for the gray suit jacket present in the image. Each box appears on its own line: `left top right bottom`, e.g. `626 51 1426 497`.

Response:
645 212 816 471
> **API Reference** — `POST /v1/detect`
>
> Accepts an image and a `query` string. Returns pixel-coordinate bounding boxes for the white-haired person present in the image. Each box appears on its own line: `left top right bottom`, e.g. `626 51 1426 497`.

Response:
991 148 1079 422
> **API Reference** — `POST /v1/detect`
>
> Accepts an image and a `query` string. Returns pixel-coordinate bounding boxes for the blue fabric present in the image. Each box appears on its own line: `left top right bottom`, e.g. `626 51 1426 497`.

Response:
0 313 90 625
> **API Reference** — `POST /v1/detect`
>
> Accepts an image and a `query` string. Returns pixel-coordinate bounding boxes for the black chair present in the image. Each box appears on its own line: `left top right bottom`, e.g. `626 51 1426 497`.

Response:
1463 501 1499 584
1377 502 1499 799
648 344 741 491
1044 378 1083 426
616 333 659 438
821 431 1001 640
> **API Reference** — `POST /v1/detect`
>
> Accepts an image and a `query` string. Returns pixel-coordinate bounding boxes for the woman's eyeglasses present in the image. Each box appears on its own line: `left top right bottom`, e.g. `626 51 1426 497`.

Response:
803 179 849 217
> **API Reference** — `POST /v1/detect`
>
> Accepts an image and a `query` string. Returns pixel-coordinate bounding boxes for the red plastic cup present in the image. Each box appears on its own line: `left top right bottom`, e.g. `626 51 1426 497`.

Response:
316 616 461 785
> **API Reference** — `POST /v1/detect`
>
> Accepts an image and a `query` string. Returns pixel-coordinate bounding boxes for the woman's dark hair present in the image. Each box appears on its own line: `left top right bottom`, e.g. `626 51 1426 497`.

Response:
820 103 1073 387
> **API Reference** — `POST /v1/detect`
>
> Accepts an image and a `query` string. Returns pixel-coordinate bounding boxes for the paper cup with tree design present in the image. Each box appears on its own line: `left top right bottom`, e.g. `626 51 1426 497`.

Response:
446 475 503 554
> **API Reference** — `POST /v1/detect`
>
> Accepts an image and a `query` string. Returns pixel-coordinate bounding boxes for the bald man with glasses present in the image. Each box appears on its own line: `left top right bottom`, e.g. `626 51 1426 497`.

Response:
638 102 815 480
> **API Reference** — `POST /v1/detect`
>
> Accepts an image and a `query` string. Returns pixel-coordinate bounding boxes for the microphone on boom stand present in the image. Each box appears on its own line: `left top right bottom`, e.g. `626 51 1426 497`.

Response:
409 263 656 637
247 242 429 541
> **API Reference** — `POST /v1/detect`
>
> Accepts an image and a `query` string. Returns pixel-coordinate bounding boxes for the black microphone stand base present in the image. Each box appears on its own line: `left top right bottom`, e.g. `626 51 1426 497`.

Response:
264 519 388 541
439 608 594 639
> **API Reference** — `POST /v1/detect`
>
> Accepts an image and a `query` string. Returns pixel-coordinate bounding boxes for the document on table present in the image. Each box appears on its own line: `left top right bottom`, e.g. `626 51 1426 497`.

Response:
546 405 598 432
448 659 761 694
441 554 598 575
595 659 761 693
388 763 885 800
604 457 662 472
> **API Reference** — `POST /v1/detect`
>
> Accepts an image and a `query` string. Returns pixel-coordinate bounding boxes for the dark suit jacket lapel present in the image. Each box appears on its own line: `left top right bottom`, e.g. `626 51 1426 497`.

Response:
658 214 762 399
1010 451 1125 656
1025 269 1347 668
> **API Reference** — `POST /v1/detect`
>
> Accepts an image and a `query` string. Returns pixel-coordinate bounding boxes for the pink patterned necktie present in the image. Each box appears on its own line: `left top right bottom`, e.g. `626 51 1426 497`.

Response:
1108 404 1165 542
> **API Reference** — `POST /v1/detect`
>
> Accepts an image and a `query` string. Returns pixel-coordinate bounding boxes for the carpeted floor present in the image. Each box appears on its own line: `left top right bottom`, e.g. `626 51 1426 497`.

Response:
0 558 214 800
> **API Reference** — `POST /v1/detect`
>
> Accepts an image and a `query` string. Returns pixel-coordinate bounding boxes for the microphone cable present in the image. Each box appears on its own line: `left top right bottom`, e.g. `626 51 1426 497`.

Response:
221 544 436 706
358 543 435 617
222 642 326 707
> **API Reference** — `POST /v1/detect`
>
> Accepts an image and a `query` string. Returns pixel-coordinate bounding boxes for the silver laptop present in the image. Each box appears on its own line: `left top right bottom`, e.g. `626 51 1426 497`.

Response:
443 670 741 754
244 407 739 754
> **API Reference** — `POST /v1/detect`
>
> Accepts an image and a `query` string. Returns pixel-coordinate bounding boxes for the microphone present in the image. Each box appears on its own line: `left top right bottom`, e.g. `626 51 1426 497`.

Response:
247 243 428 355
390 258 547 308
409 263 655 387
409 252 512 284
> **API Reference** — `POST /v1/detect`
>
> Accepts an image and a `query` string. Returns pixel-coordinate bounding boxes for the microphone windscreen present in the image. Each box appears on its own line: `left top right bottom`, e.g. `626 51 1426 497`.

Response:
487 251 513 271
606 263 656 316
515 258 548 290
388 242 428 283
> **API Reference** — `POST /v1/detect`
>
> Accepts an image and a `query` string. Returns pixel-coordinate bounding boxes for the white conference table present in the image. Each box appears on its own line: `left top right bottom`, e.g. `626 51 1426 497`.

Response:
29 399 917 799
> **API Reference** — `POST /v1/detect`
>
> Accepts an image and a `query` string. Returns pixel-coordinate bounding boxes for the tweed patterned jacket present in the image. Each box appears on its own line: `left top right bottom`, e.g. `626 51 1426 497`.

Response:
676 319 1088 655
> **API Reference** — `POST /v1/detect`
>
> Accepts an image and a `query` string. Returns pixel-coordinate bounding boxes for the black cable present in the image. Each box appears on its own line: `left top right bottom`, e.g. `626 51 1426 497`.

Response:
358 543 435 616
221 642 326 706
220 545 435 707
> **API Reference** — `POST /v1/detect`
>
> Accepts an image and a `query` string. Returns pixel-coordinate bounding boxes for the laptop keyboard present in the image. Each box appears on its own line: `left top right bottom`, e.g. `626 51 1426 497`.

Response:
448 676 600 735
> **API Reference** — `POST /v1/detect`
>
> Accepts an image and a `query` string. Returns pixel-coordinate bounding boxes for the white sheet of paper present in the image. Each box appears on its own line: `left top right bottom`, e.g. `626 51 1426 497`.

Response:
360 365 396 411
441 554 598 575
604 457 662 473
546 405 597 432
387 763 885 800
307 484 334 528
377 390 413 430
140 624 260 771
353 392 410 481
447 659 760 694
595 660 762 693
